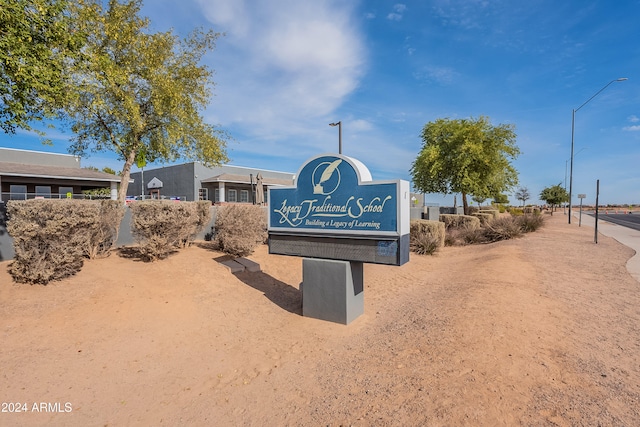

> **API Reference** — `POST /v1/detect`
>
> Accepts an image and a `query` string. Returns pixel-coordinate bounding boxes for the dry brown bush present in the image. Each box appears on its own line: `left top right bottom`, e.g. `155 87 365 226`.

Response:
214 204 267 257
410 219 445 253
84 200 125 259
482 216 524 242
130 201 212 261
439 214 481 230
523 206 541 215
6 199 117 285
478 209 499 219
516 214 545 233
472 212 493 225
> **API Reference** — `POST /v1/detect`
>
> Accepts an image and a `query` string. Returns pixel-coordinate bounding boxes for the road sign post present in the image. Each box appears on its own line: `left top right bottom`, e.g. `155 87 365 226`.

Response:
578 194 586 227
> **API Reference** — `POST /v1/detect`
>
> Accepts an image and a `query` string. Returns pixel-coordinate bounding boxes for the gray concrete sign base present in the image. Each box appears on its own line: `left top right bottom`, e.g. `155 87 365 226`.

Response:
301 258 364 325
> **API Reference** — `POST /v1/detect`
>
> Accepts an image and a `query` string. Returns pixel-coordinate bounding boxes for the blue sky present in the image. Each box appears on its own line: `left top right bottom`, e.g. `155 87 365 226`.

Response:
2 0 639 206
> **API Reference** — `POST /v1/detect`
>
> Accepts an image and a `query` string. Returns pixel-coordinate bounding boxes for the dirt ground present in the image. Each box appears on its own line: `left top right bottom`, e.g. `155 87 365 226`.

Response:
1 213 639 426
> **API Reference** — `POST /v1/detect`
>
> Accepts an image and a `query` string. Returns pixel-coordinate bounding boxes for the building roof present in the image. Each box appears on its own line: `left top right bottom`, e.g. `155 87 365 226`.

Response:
0 161 121 182
201 173 293 187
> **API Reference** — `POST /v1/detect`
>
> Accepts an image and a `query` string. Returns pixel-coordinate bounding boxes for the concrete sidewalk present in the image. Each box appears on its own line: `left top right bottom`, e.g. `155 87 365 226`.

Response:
570 211 640 283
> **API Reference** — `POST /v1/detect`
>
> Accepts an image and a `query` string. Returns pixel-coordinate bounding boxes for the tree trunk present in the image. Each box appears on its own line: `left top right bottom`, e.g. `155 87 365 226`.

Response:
117 149 137 204
461 192 469 215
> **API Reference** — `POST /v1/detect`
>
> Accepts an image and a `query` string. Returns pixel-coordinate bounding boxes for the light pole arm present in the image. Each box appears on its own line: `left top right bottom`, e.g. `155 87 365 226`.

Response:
575 79 623 113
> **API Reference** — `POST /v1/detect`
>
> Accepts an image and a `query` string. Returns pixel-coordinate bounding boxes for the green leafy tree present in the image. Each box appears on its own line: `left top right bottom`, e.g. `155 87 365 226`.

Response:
493 193 509 205
64 0 229 203
101 166 117 175
472 195 486 208
514 187 530 207
0 0 82 133
539 183 568 214
410 116 520 214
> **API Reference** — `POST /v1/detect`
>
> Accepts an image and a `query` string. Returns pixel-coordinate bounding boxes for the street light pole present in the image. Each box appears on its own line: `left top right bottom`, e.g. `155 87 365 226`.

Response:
568 78 627 224
329 121 342 154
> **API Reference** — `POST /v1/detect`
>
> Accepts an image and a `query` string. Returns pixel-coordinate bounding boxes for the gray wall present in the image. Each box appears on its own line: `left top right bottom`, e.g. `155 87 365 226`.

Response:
0 147 80 168
128 163 196 201
0 202 14 261
128 162 296 202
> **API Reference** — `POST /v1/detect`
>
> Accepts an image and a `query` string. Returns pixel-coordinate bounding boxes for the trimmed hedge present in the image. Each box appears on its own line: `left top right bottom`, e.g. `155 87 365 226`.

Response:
410 219 445 248
6 199 124 285
439 214 481 230
214 204 267 257
86 200 125 259
523 206 541 215
471 212 493 225
130 200 212 261
479 209 499 219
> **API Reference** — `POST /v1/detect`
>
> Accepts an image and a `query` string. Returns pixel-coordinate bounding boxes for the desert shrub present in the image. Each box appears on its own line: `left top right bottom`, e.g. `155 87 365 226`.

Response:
410 219 445 255
410 233 441 255
458 222 488 245
479 209 499 219
444 223 483 246
6 200 103 284
496 205 506 213
509 208 524 217
444 227 459 246
130 201 211 261
84 200 125 259
467 206 479 215
472 213 493 226
214 204 267 257
410 220 445 247
523 206 541 215
482 216 523 242
517 214 545 233
439 214 480 230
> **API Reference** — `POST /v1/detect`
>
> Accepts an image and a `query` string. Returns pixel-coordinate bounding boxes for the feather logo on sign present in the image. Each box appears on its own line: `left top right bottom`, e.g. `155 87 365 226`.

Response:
313 159 342 194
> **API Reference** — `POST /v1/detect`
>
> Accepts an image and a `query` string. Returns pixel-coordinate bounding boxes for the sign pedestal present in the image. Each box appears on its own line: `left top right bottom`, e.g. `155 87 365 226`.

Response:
302 258 364 325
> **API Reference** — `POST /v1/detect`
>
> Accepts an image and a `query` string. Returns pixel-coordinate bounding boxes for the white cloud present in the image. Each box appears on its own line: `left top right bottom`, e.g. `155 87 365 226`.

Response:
387 4 407 21
195 0 366 136
349 119 374 132
628 115 639 123
393 4 408 13
623 125 640 132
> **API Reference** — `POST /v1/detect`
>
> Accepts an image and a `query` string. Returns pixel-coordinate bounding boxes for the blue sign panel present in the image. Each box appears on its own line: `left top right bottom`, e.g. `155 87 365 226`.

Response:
268 154 402 236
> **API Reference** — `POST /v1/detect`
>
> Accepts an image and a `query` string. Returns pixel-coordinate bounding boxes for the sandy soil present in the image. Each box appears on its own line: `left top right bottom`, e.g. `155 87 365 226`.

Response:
1 213 639 426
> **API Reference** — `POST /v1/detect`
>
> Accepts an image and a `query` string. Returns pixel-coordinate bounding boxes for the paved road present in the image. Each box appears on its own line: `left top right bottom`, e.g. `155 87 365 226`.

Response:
585 211 640 232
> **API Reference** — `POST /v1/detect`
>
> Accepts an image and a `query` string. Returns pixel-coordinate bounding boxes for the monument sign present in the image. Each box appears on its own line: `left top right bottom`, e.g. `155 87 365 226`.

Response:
268 154 410 266
267 154 410 324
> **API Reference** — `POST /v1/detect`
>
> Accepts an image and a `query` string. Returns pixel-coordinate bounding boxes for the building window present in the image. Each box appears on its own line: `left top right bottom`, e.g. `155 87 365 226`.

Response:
9 185 27 200
228 189 237 202
59 186 73 199
240 189 249 203
198 188 208 201
214 188 220 202
35 186 51 199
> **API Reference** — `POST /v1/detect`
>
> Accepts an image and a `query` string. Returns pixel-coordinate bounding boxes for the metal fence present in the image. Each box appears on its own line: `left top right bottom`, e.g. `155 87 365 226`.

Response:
0 192 115 203
1 193 190 203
